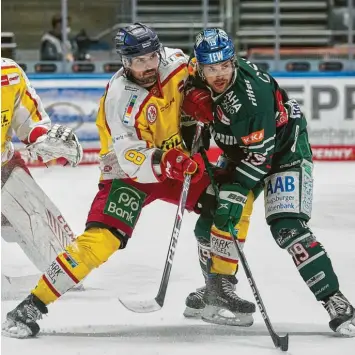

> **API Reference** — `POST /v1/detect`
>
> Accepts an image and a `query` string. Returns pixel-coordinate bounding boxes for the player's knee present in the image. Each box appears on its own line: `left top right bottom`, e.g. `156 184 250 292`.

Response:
270 218 315 250
86 222 130 249
71 227 122 269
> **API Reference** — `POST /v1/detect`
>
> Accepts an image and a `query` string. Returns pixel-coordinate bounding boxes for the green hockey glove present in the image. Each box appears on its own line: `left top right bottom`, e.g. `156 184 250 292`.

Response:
214 183 249 232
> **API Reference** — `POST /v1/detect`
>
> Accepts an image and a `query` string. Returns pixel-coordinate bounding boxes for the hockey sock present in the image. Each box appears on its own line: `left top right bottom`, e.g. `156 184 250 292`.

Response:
32 227 121 304
271 218 339 301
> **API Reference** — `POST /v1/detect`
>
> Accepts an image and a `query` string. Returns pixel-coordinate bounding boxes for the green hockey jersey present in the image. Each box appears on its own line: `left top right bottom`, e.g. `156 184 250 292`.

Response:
188 57 312 191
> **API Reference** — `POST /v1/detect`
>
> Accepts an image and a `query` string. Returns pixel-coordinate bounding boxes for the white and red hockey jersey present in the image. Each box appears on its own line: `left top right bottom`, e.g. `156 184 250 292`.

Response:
96 48 189 183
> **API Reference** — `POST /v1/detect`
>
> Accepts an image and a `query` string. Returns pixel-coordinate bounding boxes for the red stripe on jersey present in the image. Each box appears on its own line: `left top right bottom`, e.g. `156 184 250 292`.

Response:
211 231 233 241
134 63 187 120
134 94 151 140
103 83 112 135
105 121 111 135
1 65 18 69
214 254 239 264
133 63 187 139
161 63 187 87
56 256 79 284
42 275 61 298
211 230 246 242
134 122 143 140
211 230 245 243
25 90 42 121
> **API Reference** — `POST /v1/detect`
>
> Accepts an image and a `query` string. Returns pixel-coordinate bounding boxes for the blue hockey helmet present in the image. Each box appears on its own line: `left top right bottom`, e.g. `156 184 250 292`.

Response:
194 28 235 65
115 23 162 59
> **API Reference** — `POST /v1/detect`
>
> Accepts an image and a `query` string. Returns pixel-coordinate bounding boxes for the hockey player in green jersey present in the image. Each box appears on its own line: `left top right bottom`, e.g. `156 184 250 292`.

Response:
181 28 355 336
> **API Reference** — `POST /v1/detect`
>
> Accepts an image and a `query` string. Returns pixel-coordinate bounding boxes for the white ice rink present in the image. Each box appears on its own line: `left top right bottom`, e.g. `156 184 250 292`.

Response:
1 162 355 355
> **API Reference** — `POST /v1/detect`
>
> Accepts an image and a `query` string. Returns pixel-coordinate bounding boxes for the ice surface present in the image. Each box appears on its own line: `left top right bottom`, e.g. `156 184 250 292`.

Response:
1 162 355 354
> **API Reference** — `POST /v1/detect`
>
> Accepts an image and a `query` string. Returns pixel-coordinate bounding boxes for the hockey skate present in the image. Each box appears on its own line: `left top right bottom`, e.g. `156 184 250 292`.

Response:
323 291 355 337
187 275 255 326
183 286 206 318
2 294 48 338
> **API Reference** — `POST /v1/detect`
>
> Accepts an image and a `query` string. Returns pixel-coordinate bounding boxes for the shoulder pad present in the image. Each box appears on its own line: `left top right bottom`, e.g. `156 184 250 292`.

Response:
105 73 148 126
1 58 23 86
164 47 188 64
1 57 21 70
159 47 187 82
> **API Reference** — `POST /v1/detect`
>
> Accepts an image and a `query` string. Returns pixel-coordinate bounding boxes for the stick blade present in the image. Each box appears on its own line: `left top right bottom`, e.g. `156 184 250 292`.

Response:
118 297 162 313
276 333 289 352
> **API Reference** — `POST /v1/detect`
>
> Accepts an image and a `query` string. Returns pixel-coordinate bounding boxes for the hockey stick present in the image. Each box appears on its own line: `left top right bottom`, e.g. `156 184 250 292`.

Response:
228 223 289 351
200 150 289 351
119 122 205 313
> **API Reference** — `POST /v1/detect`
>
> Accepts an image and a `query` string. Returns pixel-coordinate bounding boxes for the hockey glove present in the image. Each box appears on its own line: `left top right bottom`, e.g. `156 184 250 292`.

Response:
27 124 83 167
160 148 205 183
214 183 249 232
182 88 214 124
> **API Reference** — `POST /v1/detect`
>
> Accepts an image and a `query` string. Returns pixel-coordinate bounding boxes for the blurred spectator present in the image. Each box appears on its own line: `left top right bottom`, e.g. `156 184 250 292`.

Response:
40 15 78 62
74 29 95 61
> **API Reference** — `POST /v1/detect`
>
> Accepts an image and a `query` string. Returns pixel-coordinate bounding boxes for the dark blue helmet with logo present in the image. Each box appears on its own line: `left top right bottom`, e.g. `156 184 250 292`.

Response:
115 22 161 59
194 28 235 65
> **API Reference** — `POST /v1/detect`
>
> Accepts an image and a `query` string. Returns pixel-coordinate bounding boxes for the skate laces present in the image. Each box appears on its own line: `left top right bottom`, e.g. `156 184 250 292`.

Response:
221 278 240 300
324 293 351 319
16 301 43 323
194 286 206 300
26 304 43 322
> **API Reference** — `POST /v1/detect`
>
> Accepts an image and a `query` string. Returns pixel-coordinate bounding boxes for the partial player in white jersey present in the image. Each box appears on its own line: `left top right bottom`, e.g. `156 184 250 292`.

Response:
1 58 83 284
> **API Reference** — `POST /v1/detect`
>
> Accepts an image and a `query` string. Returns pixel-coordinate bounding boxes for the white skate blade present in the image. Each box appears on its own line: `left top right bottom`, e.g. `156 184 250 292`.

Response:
183 306 203 319
2 320 33 339
201 305 254 327
336 317 355 337
118 298 162 313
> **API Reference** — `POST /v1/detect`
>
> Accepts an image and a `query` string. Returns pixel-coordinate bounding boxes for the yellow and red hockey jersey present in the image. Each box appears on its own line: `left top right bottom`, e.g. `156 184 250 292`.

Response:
1 58 51 164
96 48 189 183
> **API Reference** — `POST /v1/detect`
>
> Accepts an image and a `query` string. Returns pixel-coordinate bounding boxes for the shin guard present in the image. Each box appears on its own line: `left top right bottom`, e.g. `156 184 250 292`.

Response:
32 227 121 304
271 218 339 300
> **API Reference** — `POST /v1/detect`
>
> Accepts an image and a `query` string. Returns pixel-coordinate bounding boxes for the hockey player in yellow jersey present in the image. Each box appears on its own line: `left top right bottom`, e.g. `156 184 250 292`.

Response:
2 24 255 339
1 58 51 165
1 58 82 168
1 58 82 296
1 23 203 338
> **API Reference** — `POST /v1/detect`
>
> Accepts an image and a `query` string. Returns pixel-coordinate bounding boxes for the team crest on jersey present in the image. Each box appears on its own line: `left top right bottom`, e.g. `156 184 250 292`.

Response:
216 105 230 125
146 104 158 124
123 94 138 124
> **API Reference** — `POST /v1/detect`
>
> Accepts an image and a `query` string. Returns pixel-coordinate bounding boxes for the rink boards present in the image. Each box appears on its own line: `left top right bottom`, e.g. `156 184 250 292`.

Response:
17 72 355 164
